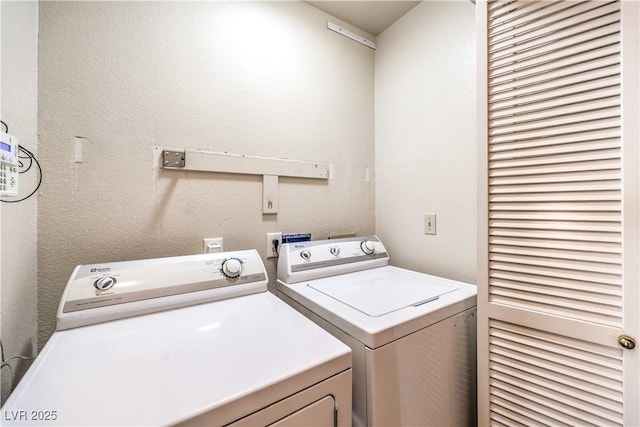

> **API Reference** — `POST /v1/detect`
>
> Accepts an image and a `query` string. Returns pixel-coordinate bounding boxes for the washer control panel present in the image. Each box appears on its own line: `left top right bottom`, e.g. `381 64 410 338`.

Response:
57 250 268 330
277 235 389 284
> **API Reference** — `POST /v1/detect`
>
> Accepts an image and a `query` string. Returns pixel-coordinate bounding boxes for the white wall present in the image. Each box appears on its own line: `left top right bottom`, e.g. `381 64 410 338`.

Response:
0 1 39 404
375 0 477 284
37 1 375 346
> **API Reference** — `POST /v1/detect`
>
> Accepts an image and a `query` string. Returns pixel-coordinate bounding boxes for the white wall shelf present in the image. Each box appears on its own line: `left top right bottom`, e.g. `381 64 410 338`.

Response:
161 148 330 214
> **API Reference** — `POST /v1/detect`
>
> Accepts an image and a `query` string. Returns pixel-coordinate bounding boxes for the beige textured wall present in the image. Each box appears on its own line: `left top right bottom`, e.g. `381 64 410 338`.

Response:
375 1 477 284
0 1 39 404
38 1 375 346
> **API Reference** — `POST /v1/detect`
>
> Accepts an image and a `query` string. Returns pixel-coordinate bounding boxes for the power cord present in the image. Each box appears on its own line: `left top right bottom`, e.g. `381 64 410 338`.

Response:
272 239 280 257
0 339 35 390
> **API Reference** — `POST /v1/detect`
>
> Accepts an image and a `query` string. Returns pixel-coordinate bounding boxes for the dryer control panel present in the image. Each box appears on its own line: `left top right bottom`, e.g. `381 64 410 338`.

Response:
57 250 268 330
277 235 389 284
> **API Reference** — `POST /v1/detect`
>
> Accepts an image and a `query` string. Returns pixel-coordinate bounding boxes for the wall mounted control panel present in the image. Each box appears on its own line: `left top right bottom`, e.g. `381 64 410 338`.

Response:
0 131 19 197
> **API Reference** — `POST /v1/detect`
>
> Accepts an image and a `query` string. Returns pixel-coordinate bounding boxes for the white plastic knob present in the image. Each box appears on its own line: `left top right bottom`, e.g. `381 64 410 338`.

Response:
222 258 243 278
94 276 117 291
360 240 375 255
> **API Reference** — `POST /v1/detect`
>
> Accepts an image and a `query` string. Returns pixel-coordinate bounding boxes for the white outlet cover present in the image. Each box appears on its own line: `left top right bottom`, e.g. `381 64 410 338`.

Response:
266 232 282 258
424 214 436 235
203 237 224 253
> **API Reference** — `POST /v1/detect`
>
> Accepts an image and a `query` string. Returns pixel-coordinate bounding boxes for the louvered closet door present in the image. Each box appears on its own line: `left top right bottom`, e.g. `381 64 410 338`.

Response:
477 1 640 426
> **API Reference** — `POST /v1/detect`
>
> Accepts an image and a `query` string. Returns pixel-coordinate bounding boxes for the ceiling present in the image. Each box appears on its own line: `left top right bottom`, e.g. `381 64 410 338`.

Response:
305 1 422 36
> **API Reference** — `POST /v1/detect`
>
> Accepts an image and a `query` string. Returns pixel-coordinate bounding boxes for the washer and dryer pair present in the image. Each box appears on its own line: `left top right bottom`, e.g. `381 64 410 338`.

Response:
277 236 478 427
2 250 351 426
4 236 476 427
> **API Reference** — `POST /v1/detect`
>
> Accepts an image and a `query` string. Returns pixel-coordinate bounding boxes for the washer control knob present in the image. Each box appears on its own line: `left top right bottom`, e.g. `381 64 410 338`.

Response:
330 247 340 257
300 250 312 261
94 276 117 291
360 240 376 255
221 258 243 279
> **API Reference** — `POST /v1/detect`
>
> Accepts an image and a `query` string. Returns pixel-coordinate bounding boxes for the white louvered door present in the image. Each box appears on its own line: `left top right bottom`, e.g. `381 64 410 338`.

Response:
477 1 640 425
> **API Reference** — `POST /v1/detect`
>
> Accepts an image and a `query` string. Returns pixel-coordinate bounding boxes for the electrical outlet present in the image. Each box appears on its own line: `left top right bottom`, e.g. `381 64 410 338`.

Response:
424 214 436 235
203 237 224 253
266 232 282 258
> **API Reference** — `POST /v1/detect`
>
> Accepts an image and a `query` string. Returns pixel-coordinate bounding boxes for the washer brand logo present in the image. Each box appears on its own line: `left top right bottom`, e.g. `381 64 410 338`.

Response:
90 267 111 273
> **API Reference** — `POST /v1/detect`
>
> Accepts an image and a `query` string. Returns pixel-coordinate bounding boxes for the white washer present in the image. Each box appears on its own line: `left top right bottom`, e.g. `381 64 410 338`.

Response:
2 250 352 426
277 236 477 427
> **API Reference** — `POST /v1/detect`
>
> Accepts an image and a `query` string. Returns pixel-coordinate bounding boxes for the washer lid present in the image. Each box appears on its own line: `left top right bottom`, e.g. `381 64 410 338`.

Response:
308 272 457 316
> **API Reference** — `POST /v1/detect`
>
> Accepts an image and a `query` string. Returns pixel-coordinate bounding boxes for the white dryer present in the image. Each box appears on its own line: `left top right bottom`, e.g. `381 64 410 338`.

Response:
277 236 477 427
2 250 351 426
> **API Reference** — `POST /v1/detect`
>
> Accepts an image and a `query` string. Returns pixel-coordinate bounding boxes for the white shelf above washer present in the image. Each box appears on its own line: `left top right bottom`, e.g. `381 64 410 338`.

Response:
160 148 330 215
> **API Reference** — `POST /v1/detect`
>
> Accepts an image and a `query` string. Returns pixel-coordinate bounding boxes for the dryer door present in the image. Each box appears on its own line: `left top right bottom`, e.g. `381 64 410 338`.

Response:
219 370 351 427
271 396 335 427
227 396 335 427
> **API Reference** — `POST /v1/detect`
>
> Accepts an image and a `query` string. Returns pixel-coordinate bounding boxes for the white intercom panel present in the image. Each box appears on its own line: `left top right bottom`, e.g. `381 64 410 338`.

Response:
0 131 19 197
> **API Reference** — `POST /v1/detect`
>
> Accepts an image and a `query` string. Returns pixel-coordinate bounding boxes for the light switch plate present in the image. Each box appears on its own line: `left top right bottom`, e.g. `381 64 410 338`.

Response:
424 213 436 235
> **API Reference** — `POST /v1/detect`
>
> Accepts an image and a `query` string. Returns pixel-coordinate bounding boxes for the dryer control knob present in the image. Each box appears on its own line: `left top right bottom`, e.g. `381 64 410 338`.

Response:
360 240 376 255
330 247 340 257
94 276 117 291
221 258 243 279
300 250 312 261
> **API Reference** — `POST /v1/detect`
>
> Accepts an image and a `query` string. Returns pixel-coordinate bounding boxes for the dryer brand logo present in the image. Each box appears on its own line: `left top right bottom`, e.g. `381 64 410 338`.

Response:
90 267 111 273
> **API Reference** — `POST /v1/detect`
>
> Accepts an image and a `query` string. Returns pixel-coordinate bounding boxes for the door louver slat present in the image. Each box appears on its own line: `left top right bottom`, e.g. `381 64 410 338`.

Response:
489 235 621 252
489 139 620 160
488 159 620 176
490 201 620 211
489 180 620 194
